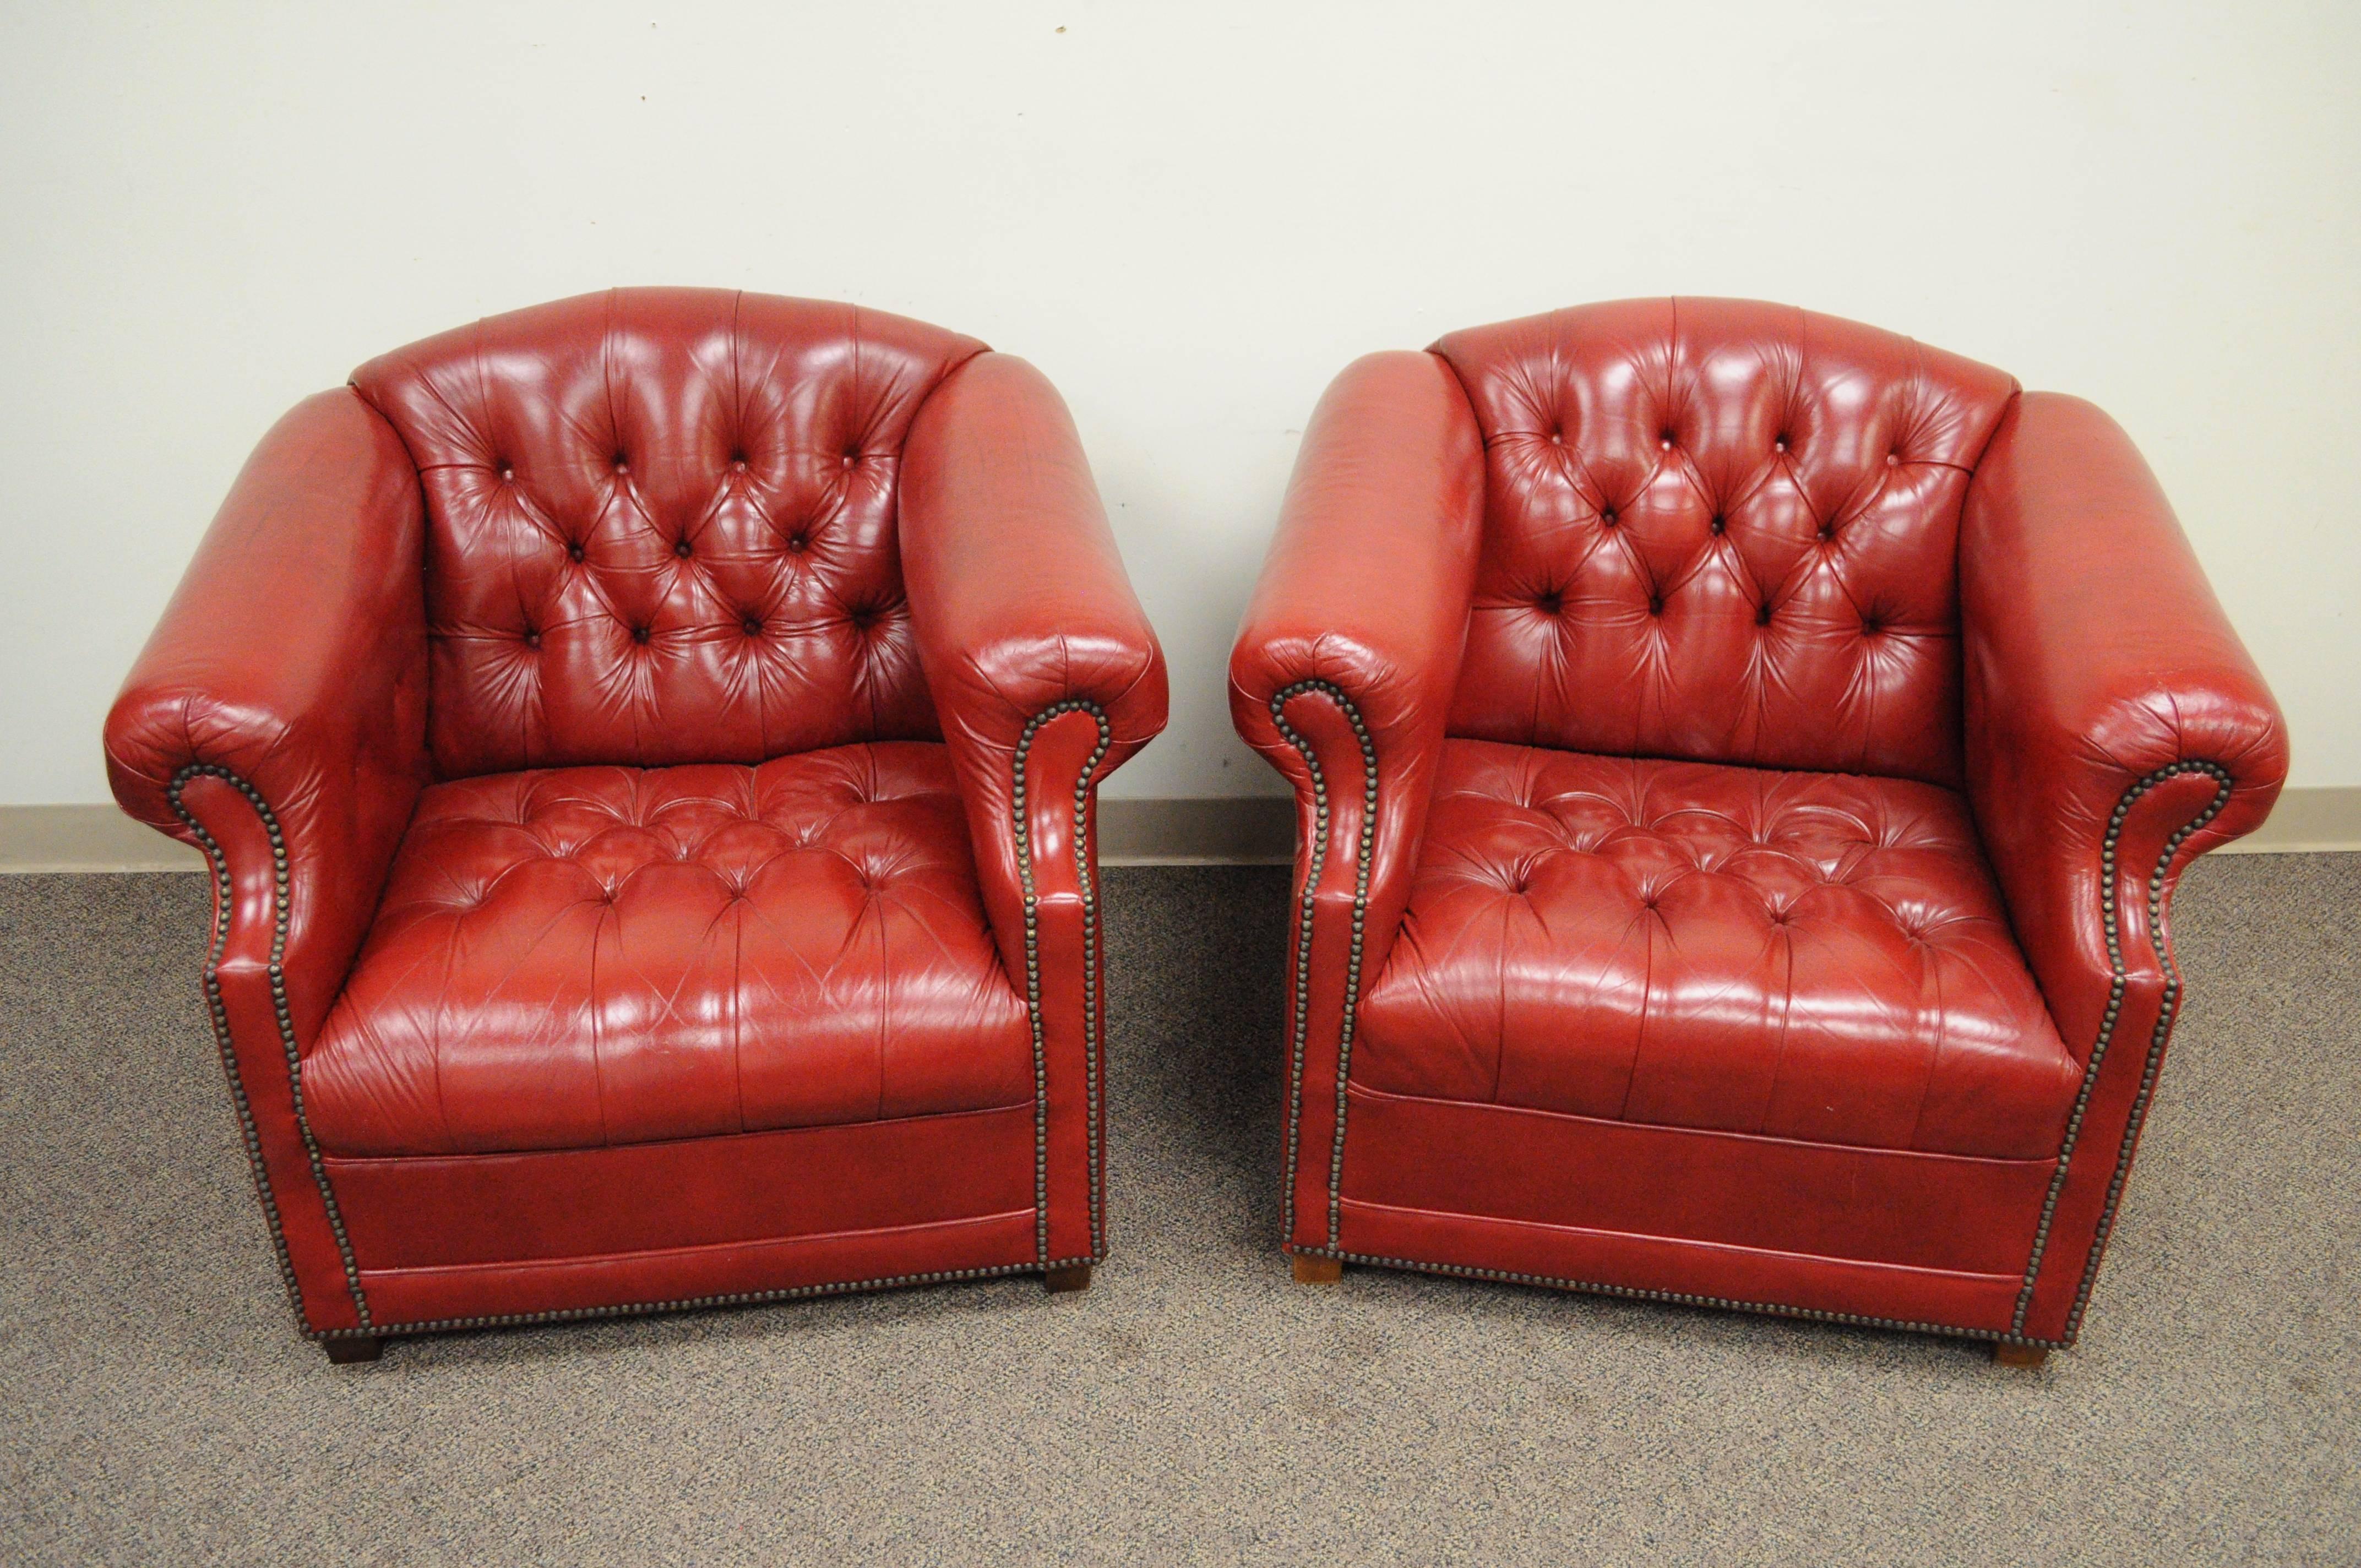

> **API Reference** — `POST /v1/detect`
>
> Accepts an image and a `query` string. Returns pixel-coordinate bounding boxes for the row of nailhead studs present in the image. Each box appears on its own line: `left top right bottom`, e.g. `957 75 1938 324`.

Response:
2010 759 2234 1337
317 1256 1102 1342
1266 679 1379 1250
1070 711 1114 1257
174 782 308 1325
1011 699 1116 1264
169 764 373 1333
179 737 1115 1339
1268 693 1327 1250
1300 1247 2063 1349
2063 761 2234 1340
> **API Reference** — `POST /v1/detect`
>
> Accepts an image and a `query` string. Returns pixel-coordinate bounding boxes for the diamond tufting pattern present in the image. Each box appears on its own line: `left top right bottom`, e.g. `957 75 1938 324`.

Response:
350 288 986 779
1355 738 2079 1160
105 288 1168 1342
304 742 1032 1157
1432 298 2020 787
1233 297 2286 1345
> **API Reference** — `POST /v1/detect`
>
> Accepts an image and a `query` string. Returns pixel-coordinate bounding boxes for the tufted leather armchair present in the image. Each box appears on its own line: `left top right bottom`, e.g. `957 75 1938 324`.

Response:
1231 298 2287 1362
106 288 1166 1360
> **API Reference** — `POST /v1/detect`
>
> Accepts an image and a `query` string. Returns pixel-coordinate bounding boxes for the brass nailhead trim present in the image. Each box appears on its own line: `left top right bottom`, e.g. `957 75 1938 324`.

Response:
2010 759 2234 1337
1012 699 1116 1263
318 1256 1100 1342
1301 1246 2063 1349
168 764 372 1332
341 690 1124 1338
1263 717 2233 1349
1267 680 1378 1251
170 754 1104 1345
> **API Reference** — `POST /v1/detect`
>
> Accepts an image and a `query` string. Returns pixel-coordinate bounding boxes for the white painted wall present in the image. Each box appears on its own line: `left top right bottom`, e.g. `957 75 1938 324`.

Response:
4 1 2354 805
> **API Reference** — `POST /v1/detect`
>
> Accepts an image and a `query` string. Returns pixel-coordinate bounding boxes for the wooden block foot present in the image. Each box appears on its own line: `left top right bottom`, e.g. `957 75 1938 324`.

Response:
1993 1342 2048 1369
323 1336 383 1365
1043 1264 1092 1294
1291 1255 1344 1284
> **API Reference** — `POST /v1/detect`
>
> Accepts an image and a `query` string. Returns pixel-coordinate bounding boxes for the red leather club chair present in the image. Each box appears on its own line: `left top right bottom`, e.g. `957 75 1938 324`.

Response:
106 288 1166 1362
1231 298 2287 1364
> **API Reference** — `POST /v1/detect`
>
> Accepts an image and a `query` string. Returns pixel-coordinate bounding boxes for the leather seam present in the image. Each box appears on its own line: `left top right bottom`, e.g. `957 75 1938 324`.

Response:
1299 1246 2060 1348
1268 679 1378 1251
1012 699 1114 1264
315 1097 1037 1166
1341 1081 2059 1168
168 763 373 1333
356 1208 1040 1278
317 1255 1100 1341
1335 1195 2024 1282
2009 759 2234 1337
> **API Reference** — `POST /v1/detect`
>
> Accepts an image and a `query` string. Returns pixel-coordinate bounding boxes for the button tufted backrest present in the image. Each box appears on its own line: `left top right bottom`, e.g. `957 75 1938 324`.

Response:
350 288 987 778
1430 298 2019 787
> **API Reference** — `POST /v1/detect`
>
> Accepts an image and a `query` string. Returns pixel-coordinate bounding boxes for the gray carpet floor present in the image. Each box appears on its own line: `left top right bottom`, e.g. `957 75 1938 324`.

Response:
1 858 2355 1565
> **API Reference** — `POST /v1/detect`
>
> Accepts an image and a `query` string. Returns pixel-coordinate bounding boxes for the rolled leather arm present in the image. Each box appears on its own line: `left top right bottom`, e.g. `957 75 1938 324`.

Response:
1227 351 1484 1253
1961 391 2289 1055
901 352 1166 1266
901 351 1169 952
105 389 431 1048
1227 351 1486 988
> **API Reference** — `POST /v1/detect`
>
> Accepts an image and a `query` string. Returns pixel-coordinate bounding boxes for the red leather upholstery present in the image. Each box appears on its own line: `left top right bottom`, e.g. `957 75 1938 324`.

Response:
1357 741 2076 1161
1432 299 2016 787
900 352 1171 1267
1226 353 1488 1255
306 745 1032 1158
1234 298 2287 1352
105 290 1165 1349
350 290 983 777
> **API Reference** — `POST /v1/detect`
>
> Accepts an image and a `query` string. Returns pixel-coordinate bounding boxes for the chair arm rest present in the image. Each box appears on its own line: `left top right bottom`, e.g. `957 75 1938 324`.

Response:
104 389 431 1044
1961 391 2288 1055
900 352 1165 1267
1227 351 1483 1255
901 352 1168 967
1227 351 1485 986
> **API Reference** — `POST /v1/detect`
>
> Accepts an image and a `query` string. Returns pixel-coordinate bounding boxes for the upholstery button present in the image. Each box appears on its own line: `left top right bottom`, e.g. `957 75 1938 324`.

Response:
1775 435 1791 453
632 625 651 645
568 542 586 562
842 448 859 468
1600 507 1618 526
1710 514 1727 535
523 629 541 649
1549 431 1564 446
674 540 692 558
1819 523 1836 542
613 455 629 473
499 465 515 482
1756 603 1774 627
1536 591 1563 617
743 616 763 637
1887 451 1902 466
1647 595 1665 617
1660 430 1677 449
787 533 809 553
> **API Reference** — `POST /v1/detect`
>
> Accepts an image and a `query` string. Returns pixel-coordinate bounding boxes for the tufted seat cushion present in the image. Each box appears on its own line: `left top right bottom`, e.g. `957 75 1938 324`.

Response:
1354 739 2079 1160
305 741 1032 1158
